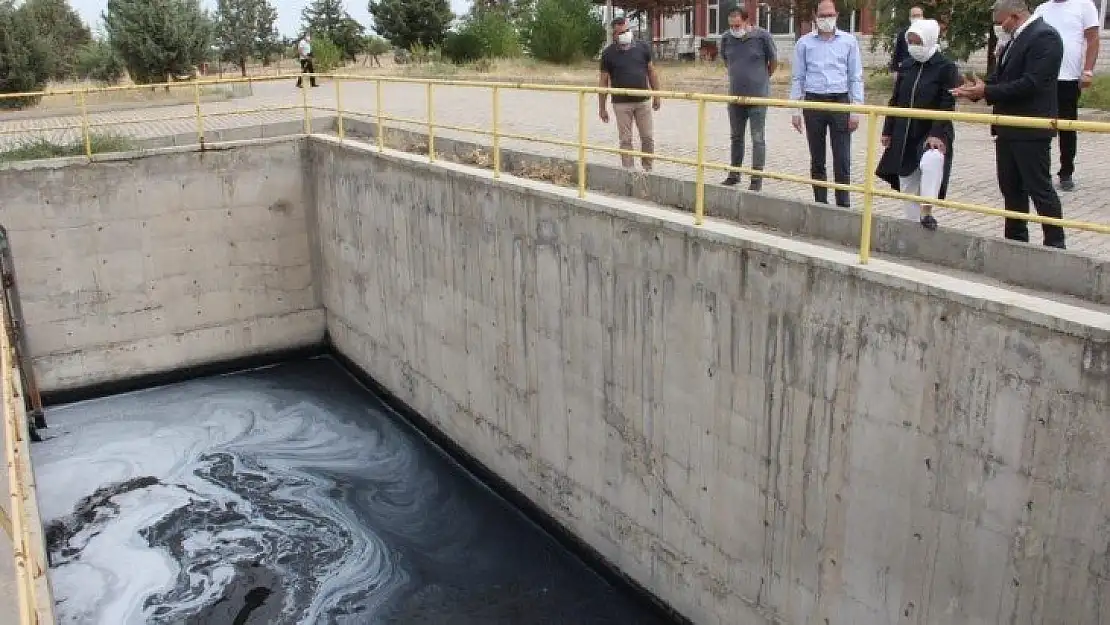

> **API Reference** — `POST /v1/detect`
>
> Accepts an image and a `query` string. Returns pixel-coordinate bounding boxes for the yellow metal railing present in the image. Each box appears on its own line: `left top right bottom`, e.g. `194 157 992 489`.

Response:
1 297 52 624
3 72 1110 268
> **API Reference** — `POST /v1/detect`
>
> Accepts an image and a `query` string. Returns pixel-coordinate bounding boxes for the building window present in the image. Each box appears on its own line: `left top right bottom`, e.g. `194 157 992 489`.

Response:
682 9 693 36
836 9 860 32
708 2 720 35
760 2 793 34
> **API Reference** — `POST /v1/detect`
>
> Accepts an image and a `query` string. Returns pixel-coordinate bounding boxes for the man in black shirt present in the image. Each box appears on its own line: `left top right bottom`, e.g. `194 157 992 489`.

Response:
599 17 661 171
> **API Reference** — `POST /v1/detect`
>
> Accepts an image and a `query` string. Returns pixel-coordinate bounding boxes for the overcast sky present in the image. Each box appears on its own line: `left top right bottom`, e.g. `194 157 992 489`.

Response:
71 0 473 38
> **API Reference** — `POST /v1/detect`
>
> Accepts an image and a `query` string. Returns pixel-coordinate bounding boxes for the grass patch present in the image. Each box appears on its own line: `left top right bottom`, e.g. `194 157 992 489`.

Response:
0 134 135 163
1079 74 1110 111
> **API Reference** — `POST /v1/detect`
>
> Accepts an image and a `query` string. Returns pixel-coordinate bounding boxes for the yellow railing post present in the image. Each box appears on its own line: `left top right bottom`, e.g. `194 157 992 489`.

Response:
859 111 880 264
79 89 91 158
492 86 501 178
193 82 204 146
694 99 707 226
301 79 310 134
376 79 384 152
335 77 345 141
426 83 435 162
577 90 587 198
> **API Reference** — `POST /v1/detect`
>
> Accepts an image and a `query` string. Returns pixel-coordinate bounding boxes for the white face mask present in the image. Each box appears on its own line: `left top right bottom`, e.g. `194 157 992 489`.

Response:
816 16 837 33
994 24 1010 43
730 27 748 37
617 31 633 45
907 44 931 62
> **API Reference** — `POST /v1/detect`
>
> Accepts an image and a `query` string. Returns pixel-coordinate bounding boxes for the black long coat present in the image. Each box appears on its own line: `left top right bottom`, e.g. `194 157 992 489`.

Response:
875 52 961 199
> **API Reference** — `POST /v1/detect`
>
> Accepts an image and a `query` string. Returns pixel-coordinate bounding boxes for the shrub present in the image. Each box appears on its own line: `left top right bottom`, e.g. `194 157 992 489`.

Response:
443 30 485 64
467 10 522 59
0 1 53 109
365 35 391 57
1079 74 1110 112
76 40 126 85
309 34 343 73
524 0 603 65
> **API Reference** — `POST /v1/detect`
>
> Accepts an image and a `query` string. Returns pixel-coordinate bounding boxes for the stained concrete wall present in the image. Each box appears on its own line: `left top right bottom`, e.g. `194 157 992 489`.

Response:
0 138 325 392
311 136 1110 625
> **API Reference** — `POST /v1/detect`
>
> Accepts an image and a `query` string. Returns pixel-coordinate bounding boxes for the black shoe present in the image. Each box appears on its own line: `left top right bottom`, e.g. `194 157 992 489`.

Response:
748 180 762 192
1045 240 1067 250
920 215 938 231
721 175 740 186
1059 176 1075 191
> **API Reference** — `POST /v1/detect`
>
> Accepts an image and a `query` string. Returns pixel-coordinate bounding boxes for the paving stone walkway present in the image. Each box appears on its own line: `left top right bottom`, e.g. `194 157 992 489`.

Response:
3 78 1110 258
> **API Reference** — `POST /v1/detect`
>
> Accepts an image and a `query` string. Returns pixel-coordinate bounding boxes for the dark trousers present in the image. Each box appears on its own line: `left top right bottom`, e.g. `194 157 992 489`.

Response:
727 103 768 185
296 58 317 87
1056 80 1080 179
803 93 852 207
996 137 1066 248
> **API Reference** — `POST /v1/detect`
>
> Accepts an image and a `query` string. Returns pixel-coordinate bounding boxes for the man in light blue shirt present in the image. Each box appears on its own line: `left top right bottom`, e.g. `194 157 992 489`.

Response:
789 0 864 207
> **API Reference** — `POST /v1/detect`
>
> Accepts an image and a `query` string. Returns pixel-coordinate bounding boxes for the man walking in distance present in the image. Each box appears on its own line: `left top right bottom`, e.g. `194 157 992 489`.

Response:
951 0 1066 249
789 0 865 208
889 5 925 80
296 33 318 89
599 17 661 171
719 5 777 191
1033 0 1099 191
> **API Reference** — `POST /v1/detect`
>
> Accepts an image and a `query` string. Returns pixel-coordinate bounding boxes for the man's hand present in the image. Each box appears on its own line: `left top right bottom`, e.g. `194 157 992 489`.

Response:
881 135 891 147
950 76 985 102
652 96 661 111
791 115 803 133
1082 70 1094 89
599 107 609 123
847 116 860 132
925 136 946 155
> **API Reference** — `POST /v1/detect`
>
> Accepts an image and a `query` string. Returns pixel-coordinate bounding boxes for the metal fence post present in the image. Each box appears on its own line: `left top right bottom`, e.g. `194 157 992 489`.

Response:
577 90 587 198
694 99 707 226
79 90 91 158
301 79 310 134
492 86 501 178
193 82 204 147
859 111 880 264
376 79 384 152
426 83 435 162
335 77 345 141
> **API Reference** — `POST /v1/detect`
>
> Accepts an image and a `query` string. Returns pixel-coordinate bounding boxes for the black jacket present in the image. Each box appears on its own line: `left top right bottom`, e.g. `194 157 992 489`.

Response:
985 16 1064 141
889 27 910 72
875 52 961 198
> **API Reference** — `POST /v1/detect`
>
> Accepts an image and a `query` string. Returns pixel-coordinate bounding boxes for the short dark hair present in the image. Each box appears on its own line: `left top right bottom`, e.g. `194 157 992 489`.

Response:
611 16 626 26
728 5 749 19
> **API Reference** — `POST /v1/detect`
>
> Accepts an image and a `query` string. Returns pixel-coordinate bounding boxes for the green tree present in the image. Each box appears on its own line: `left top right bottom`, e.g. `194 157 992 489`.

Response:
302 0 366 62
75 38 126 84
214 0 279 76
0 0 53 108
368 0 454 50
254 2 282 65
523 0 604 64
20 0 91 80
103 0 212 84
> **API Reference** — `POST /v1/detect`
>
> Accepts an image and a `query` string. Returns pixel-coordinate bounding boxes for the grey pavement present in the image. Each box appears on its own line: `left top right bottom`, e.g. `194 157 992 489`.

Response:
2 77 1109 257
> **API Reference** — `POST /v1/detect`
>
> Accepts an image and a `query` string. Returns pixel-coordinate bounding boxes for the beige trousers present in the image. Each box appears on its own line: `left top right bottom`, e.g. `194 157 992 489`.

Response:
613 101 654 170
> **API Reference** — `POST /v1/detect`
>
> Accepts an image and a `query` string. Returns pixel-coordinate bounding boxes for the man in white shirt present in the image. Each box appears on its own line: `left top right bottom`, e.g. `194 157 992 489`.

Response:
1032 0 1100 190
295 33 318 89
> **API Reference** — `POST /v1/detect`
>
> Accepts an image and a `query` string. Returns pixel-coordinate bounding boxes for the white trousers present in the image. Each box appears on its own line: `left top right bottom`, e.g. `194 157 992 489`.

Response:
898 148 945 220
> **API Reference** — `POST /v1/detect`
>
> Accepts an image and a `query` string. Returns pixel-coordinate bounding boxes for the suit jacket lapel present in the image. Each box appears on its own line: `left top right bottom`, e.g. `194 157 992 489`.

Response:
1000 18 1035 72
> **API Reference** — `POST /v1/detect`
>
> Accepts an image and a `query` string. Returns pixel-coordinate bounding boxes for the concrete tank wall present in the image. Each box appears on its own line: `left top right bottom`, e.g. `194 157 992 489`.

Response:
311 136 1110 625
0 138 326 392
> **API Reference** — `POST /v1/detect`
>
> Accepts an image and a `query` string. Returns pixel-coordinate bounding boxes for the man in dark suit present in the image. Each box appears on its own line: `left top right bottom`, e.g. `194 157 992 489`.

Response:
951 0 1066 249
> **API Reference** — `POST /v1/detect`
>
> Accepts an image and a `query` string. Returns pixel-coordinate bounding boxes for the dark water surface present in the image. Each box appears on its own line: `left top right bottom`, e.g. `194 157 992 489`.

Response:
33 357 675 625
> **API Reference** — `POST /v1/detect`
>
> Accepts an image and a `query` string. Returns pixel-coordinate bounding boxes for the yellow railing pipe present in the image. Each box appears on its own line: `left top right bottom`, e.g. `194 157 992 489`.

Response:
193 82 204 146
376 79 384 151
335 77 345 141
694 99 707 226
859 112 880 264
301 78 310 134
426 83 435 162
577 91 587 199
79 89 91 158
492 86 501 179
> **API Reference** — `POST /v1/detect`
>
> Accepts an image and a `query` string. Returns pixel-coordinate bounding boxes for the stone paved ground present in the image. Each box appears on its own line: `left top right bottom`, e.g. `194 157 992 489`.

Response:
3 77 1110 257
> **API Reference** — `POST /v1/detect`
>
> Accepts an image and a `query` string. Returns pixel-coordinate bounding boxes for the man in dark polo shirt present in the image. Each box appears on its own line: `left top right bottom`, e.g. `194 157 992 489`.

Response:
599 17 661 171
719 5 777 190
